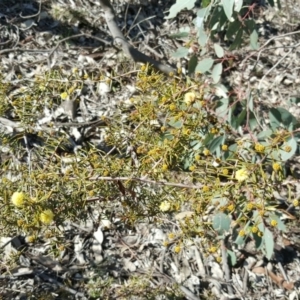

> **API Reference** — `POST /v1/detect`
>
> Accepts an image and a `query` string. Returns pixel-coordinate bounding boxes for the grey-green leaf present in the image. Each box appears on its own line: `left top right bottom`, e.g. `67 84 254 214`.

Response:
221 0 235 20
172 47 189 58
264 228 274 260
195 58 214 73
214 43 224 58
279 137 297 161
250 29 259 49
211 62 223 83
213 213 231 236
188 55 198 75
166 0 197 19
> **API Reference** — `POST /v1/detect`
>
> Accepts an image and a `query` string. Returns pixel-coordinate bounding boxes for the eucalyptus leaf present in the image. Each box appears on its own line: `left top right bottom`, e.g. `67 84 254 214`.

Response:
269 108 282 130
208 135 225 153
229 29 243 50
168 118 183 129
172 47 189 58
169 32 190 39
198 27 209 47
250 30 259 50
213 213 231 236
226 19 241 40
278 137 297 161
214 43 224 58
195 58 214 73
211 62 223 83
264 227 274 260
166 0 197 19
188 55 198 75
227 250 237 266
234 0 243 12
221 0 235 20
216 98 229 118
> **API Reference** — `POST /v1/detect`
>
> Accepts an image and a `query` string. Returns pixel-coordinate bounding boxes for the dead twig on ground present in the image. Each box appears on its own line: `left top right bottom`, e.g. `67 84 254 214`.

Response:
99 0 175 75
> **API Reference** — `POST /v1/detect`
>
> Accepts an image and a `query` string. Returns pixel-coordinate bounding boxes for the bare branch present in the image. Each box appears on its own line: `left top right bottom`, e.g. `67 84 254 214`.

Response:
99 0 175 75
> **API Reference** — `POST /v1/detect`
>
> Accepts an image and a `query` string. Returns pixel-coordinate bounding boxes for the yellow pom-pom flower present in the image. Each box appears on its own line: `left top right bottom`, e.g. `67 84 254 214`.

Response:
11 192 25 207
60 92 68 100
203 148 210 156
270 219 278 227
159 201 171 212
40 209 54 225
272 162 281 172
222 144 228 151
184 92 195 106
235 169 249 182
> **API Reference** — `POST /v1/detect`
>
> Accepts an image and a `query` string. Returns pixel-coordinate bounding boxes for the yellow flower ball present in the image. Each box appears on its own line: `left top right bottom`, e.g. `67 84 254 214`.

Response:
202 185 210 192
222 168 229 176
189 165 196 171
209 246 217 253
254 143 265 153
184 92 195 106
270 219 278 227
293 199 299 207
272 162 281 172
235 169 249 182
159 201 171 212
203 148 210 156
174 245 181 253
238 229 245 237
40 209 54 225
60 92 68 100
162 164 168 171
251 226 258 233
222 144 228 151
11 192 25 207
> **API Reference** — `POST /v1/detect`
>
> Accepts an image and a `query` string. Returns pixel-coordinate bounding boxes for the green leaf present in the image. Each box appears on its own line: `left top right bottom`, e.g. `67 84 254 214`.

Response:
168 118 183 129
244 19 256 35
169 32 190 39
231 109 246 129
229 28 243 50
202 133 215 146
211 62 222 83
166 0 197 19
279 136 297 161
269 107 298 130
195 58 214 73
197 27 208 47
269 108 282 130
208 135 225 153
227 250 237 266
248 112 258 131
172 47 189 58
250 30 259 50
257 129 272 139
214 43 224 58
269 213 286 231
277 107 298 129
188 55 198 75
215 98 229 118
234 0 243 12
226 19 241 40
234 221 250 245
264 227 274 260
213 213 231 236
221 0 235 20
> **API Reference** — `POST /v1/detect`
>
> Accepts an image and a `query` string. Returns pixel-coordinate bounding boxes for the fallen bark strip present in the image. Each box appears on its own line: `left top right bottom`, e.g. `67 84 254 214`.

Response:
99 0 175 75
